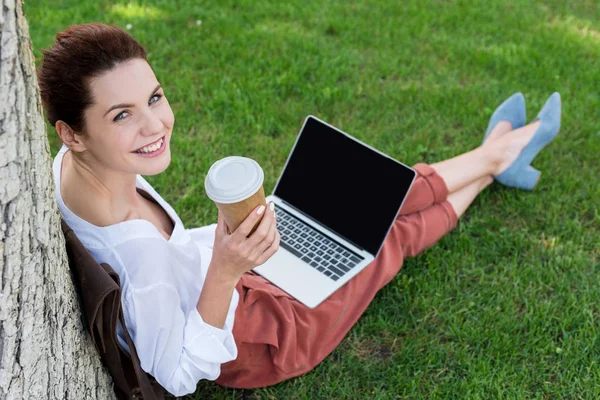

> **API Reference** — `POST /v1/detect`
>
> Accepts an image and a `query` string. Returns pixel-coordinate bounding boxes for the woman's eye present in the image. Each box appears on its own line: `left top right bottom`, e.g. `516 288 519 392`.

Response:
150 94 163 104
113 112 127 122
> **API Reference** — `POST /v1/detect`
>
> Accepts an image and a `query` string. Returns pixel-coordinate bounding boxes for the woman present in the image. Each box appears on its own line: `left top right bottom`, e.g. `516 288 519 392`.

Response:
39 23 560 396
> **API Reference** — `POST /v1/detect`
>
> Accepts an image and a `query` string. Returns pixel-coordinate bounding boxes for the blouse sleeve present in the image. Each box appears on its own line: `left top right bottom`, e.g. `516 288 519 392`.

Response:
123 282 238 396
114 234 238 397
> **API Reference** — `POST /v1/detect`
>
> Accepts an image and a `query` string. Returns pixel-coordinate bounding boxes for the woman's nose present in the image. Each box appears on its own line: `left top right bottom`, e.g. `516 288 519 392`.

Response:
141 109 164 136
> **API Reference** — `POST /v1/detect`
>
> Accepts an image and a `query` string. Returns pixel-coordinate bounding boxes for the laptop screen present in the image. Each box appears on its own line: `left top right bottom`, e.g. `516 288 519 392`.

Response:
273 116 416 256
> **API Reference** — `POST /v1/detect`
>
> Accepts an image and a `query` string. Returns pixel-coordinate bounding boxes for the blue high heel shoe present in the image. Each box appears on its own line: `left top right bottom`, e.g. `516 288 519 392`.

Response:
495 92 561 190
482 92 527 145
482 93 542 185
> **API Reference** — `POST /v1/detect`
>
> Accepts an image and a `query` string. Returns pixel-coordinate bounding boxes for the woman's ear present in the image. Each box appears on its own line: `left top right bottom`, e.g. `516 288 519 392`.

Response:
55 120 87 152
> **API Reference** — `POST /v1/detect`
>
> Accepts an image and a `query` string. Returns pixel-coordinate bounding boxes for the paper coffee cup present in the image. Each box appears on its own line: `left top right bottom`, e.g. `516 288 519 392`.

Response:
205 156 266 235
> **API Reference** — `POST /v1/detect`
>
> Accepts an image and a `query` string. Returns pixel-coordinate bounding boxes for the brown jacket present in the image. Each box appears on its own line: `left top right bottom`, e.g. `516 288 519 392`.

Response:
61 219 165 399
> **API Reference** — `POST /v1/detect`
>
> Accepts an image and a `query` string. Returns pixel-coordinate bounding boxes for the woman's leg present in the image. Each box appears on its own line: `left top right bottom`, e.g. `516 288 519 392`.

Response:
430 120 541 194
429 145 497 195
401 120 540 216
447 175 494 219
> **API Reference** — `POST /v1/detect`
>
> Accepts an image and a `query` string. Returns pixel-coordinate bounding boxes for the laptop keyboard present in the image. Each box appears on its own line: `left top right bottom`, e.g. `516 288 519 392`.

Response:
274 206 365 281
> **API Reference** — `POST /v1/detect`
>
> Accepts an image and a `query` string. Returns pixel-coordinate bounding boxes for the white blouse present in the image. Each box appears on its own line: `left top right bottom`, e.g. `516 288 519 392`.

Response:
52 144 239 397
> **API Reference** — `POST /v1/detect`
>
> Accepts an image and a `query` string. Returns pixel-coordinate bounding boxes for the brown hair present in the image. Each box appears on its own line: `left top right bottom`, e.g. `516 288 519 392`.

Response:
37 23 148 134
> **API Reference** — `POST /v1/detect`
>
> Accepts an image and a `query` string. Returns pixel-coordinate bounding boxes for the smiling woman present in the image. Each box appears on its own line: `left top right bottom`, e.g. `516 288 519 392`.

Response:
37 24 242 396
38 21 563 399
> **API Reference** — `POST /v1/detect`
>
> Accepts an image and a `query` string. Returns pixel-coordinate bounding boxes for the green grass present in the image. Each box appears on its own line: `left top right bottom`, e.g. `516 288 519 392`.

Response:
25 0 600 398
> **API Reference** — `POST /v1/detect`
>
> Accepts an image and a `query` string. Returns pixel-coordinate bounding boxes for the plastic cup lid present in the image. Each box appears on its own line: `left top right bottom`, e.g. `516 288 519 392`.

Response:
204 156 264 204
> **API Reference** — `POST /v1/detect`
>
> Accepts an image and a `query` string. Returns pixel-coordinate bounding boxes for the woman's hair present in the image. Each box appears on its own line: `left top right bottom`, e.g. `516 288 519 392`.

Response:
37 23 148 134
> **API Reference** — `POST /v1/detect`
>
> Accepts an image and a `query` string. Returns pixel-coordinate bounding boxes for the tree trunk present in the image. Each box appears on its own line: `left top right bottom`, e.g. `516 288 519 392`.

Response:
0 1 115 398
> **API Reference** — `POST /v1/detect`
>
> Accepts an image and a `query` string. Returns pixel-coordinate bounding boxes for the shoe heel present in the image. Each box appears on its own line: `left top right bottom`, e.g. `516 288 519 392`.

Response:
525 166 542 190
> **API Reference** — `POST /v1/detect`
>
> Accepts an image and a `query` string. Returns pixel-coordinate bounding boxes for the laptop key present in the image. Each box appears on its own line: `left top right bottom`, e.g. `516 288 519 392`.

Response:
280 241 303 259
309 261 319 268
324 271 332 277
331 275 340 281
328 265 344 276
300 247 308 254
317 266 325 272
349 255 362 264
308 252 315 258
324 254 331 260
314 256 322 262
316 250 324 256
294 244 302 250
342 251 350 258
337 263 351 272
301 256 311 263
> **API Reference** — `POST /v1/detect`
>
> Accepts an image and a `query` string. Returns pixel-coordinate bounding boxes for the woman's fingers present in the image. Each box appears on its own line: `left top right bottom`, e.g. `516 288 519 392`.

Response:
233 204 268 240
226 202 280 268
255 230 280 266
255 212 277 254
244 202 275 249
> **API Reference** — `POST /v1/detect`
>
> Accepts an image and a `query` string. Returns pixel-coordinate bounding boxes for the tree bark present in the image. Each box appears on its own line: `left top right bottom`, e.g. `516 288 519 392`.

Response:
0 0 115 398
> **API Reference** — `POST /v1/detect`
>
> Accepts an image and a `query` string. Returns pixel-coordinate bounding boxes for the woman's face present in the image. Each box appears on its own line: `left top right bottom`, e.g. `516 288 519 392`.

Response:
81 58 174 176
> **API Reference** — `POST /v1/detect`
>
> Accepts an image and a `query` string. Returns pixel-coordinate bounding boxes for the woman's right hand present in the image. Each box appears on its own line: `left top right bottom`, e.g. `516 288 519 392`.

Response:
209 202 280 282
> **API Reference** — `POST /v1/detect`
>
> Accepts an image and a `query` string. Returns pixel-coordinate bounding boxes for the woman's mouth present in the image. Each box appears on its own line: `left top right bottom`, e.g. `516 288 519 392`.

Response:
132 136 166 157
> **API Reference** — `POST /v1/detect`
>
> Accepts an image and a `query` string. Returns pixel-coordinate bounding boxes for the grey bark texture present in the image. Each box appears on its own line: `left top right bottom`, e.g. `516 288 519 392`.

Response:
0 0 116 398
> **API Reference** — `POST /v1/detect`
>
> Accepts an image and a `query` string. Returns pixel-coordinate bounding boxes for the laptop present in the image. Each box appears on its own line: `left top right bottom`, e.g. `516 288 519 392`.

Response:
253 115 417 308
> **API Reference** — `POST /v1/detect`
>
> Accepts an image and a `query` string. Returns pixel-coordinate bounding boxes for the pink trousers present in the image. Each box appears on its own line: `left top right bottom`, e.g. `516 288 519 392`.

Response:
216 163 459 388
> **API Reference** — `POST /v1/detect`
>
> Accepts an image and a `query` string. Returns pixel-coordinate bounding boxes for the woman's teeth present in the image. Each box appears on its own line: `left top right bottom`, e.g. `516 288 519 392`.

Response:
135 138 164 153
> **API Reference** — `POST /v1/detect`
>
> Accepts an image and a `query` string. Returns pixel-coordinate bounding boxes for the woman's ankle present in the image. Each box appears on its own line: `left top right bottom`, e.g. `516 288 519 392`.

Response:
478 144 504 177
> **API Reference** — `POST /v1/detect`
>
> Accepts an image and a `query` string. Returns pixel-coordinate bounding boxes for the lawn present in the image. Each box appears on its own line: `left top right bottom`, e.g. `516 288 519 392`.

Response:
25 0 599 398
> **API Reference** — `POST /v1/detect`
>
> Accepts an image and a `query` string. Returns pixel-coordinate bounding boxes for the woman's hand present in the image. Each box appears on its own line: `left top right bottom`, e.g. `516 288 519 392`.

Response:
209 202 280 283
